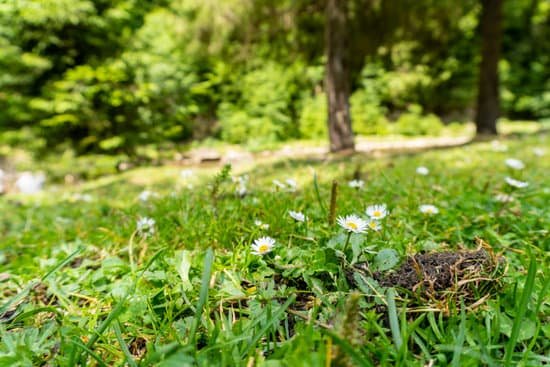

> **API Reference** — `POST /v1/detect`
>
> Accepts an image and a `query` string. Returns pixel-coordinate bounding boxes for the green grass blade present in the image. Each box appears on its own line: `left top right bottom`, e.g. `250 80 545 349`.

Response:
312 172 327 216
504 257 537 366
243 294 296 357
75 249 165 366
0 246 82 315
189 247 214 346
41 246 83 281
386 288 403 350
451 301 466 367
324 329 373 367
84 298 128 356
9 306 63 325
70 337 109 367
138 342 183 366
113 321 138 367
0 281 37 316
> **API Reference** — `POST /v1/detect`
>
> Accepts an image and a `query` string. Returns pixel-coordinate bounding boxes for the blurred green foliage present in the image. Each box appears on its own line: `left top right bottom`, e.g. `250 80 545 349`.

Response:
0 0 548 155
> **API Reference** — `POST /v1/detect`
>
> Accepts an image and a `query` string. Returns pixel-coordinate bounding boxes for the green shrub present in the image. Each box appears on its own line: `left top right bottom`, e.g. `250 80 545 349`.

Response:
218 104 279 144
298 93 327 139
350 64 390 136
393 105 444 136
218 62 301 144
350 90 390 135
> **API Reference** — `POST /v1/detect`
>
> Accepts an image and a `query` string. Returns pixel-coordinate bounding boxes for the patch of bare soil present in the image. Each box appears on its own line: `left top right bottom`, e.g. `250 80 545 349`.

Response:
351 240 506 310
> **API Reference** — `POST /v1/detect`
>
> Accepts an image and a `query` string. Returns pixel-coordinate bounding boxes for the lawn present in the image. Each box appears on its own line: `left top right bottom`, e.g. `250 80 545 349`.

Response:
0 134 549 366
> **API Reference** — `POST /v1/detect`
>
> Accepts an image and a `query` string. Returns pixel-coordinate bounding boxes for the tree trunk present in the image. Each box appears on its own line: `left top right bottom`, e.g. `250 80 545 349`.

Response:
475 0 503 136
325 0 354 152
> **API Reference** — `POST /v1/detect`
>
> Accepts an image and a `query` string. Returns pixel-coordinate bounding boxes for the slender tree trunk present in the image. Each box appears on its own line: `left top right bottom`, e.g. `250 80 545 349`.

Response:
325 0 354 152
475 0 503 135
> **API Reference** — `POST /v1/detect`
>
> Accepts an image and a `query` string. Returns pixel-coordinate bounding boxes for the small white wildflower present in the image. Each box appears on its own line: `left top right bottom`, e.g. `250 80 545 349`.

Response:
419 204 439 215
505 158 525 170
366 219 381 232
348 179 365 189
366 204 388 220
533 148 545 157
15 172 45 194
505 177 528 188
337 214 368 233
72 193 93 202
491 140 508 152
236 184 247 197
138 190 157 202
289 210 306 222
254 220 270 230
251 236 276 255
136 217 155 237
273 179 286 190
494 193 515 203
416 166 429 175
232 174 249 184
180 169 194 179
285 178 297 192
273 178 297 192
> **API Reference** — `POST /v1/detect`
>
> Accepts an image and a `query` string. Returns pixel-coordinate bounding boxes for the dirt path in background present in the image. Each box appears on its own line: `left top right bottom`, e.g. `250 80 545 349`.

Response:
0 135 473 191
187 135 473 166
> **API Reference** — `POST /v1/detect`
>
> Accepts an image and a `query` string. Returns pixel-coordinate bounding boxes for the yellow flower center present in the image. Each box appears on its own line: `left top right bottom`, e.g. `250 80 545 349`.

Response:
369 222 377 228
347 222 358 230
258 244 270 253
373 211 381 217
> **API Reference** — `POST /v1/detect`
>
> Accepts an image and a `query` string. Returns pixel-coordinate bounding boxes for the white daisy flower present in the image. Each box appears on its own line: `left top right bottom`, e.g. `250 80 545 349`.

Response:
251 236 276 255
285 178 297 192
505 158 525 170
366 204 388 220
254 220 270 230
416 166 429 175
136 217 155 237
273 179 286 190
72 193 93 202
491 140 508 152
505 177 528 188
366 219 381 232
236 184 247 197
419 204 439 215
494 193 515 203
273 178 298 192
337 215 368 233
533 148 545 157
348 179 365 189
232 174 249 184
180 169 194 179
289 210 306 222
15 172 45 194
138 190 157 202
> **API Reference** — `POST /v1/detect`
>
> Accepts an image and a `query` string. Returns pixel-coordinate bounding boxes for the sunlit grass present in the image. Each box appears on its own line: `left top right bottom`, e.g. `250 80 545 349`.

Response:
0 133 548 366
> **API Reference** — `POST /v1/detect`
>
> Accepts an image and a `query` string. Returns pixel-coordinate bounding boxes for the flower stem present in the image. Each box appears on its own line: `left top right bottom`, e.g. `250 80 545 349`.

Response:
343 232 352 252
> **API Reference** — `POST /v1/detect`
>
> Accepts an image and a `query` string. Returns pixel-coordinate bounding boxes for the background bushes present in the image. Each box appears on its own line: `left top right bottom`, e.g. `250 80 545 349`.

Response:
0 0 548 155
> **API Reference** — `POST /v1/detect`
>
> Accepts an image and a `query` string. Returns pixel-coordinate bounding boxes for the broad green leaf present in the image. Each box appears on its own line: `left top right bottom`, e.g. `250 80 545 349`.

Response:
175 250 192 291
374 249 399 271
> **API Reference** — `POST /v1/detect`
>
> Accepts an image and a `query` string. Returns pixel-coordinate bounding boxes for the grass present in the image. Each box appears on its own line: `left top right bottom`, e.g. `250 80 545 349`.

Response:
0 133 549 366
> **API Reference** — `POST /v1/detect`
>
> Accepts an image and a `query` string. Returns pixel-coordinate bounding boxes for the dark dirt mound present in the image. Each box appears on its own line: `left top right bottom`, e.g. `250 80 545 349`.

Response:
350 245 505 307
375 249 494 291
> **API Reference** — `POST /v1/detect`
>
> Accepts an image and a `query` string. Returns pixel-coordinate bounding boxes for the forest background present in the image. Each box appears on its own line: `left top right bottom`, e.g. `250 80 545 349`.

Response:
0 0 548 157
